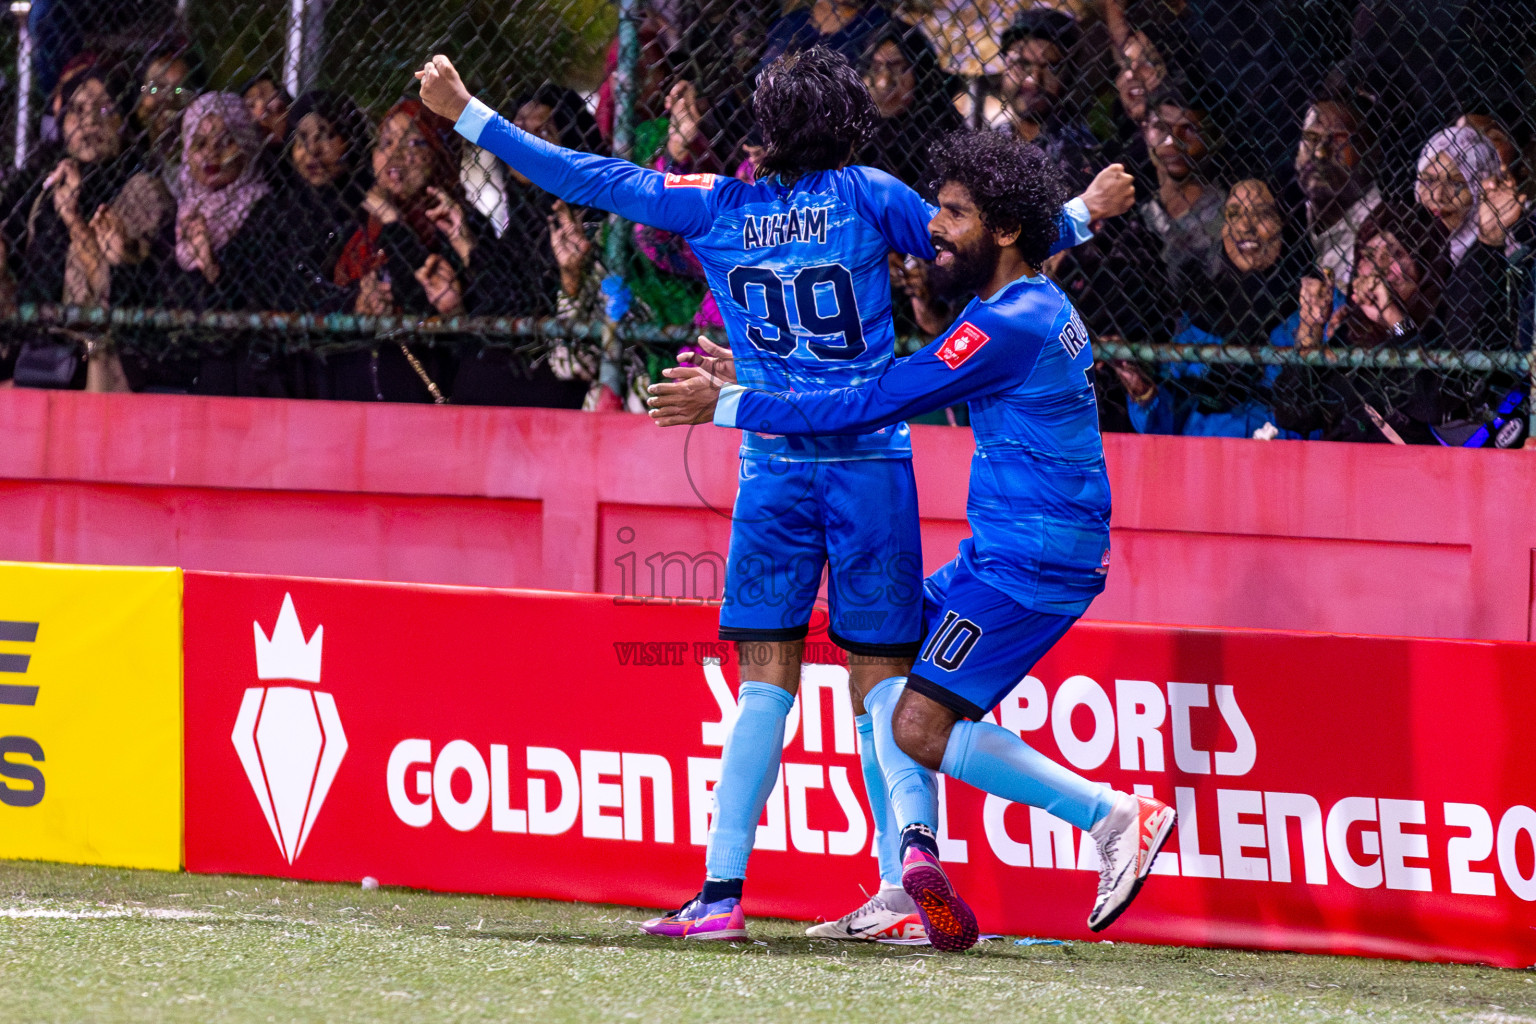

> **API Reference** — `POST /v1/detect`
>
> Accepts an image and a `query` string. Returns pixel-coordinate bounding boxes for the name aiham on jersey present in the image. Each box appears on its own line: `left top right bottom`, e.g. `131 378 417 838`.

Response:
937 321 991 369
742 207 830 249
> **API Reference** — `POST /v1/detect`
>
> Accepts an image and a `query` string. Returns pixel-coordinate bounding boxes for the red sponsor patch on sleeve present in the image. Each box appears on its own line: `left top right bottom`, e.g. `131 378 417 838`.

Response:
936 321 991 369
664 173 716 190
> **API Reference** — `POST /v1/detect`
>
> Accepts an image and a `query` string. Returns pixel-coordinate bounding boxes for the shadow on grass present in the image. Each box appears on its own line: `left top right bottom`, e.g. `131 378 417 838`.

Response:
456 926 1037 961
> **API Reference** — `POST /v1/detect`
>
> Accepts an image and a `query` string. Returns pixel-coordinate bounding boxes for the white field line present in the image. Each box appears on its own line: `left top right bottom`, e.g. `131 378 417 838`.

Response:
0 904 339 929
0 906 216 921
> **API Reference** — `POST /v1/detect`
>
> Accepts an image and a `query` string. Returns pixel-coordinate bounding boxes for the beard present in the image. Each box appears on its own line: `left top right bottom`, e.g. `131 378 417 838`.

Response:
929 232 1002 303
1299 160 1360 208
1006 85 1056 123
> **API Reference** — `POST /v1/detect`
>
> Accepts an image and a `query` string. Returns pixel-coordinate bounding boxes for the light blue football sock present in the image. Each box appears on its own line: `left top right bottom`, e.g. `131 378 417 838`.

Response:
939 718 1115 831
864 676 938 835
703 680 795 880
856 710 902 886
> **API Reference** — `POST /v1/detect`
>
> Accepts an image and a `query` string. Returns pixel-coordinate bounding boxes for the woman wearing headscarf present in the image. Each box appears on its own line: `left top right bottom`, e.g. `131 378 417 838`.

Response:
0 65 144 308
165 91 310 395
0 64 172 390
0 50 98 231
858 25 960 188
281 90 371 306
1415 126 1505 351
1272 202 1447 443
1414 124 1527 433
469 83 606 320
326 99 492 402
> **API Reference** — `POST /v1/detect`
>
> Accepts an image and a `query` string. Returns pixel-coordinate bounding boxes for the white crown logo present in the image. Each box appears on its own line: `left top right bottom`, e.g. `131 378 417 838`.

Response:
254 593 323 683
237 593 346 864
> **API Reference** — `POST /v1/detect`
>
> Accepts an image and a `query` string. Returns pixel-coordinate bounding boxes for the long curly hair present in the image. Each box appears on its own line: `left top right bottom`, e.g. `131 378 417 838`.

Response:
926 129 1067 266
753 47 876 183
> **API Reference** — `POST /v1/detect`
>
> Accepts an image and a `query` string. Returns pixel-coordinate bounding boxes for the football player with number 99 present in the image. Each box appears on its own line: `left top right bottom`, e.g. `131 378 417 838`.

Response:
416 47 1133 945
650 130 1175 951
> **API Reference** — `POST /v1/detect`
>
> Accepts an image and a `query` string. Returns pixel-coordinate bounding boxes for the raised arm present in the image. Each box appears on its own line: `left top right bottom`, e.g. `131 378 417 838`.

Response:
843 162 1134 260
416 55 717 238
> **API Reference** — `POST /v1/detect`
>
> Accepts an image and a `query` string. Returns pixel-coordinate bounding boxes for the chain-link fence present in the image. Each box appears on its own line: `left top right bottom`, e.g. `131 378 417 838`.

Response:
0 0 1532 445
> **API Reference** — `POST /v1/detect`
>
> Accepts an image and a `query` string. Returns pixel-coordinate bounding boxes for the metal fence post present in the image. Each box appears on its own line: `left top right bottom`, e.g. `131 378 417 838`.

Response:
595 0 639 403
10 1 32 172
604 0 637 274
1528 269 1536 445
284 0 327 99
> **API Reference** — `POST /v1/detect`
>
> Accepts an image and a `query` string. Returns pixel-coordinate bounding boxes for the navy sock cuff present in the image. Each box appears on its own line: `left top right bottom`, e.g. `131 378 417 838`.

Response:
701 878 743 904
900 823 939 860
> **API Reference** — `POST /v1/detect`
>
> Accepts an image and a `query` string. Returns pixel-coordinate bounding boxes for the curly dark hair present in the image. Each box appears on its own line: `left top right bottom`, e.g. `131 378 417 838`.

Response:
926 130 1067 267
752 47 876 183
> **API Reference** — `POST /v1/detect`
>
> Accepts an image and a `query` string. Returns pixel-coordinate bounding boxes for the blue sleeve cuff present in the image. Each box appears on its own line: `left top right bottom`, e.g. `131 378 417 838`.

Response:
714 384 746 428
1063 197 1092 244
455 96 496 146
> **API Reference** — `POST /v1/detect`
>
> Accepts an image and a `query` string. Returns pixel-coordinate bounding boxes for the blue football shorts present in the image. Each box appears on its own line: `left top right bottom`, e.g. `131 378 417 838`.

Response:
719 457 923 656
905 555 1080 720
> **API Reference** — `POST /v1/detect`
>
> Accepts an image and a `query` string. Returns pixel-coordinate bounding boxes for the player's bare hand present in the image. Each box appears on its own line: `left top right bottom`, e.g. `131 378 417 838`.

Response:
1080 163 1135 222
677 334 735 384
414 55 471 123
647 363 723 426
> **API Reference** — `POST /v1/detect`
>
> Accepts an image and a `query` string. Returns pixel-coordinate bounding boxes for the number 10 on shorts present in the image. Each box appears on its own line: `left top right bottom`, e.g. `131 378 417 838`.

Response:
921 611 983 671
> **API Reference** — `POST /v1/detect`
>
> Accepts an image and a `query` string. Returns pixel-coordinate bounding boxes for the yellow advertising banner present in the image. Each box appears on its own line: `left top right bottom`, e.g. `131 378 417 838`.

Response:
0 561 182 870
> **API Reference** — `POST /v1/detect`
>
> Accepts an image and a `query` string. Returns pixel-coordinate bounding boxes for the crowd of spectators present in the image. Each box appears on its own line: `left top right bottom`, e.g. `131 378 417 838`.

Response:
0 0 1532 446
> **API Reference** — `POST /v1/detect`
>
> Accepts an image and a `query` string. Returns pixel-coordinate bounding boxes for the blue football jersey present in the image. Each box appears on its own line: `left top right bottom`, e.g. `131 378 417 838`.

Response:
455 98 1090 463
717 272 1110 616
684 167 927 462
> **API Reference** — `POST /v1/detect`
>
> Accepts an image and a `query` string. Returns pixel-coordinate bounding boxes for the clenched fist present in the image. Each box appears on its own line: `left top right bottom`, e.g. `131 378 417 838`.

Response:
414 55 472 123
1080 163 1136 222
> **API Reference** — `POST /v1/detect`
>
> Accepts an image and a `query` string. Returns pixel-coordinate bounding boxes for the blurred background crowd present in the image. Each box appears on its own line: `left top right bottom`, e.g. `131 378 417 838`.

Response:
0 0 1532 446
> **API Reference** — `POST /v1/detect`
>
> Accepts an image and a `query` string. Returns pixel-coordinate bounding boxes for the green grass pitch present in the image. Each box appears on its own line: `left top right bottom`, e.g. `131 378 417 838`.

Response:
0 860 1531 1023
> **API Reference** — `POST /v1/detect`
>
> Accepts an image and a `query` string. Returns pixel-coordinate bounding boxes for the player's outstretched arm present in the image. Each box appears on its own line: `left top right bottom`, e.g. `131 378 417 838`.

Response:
649 313 1033 434
845 162 1132 265
415 55 715 237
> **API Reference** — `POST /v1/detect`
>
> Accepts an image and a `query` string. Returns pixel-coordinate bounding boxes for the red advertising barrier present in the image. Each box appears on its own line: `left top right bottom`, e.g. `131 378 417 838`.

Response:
7 389 1536 642
183 571 1536 967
